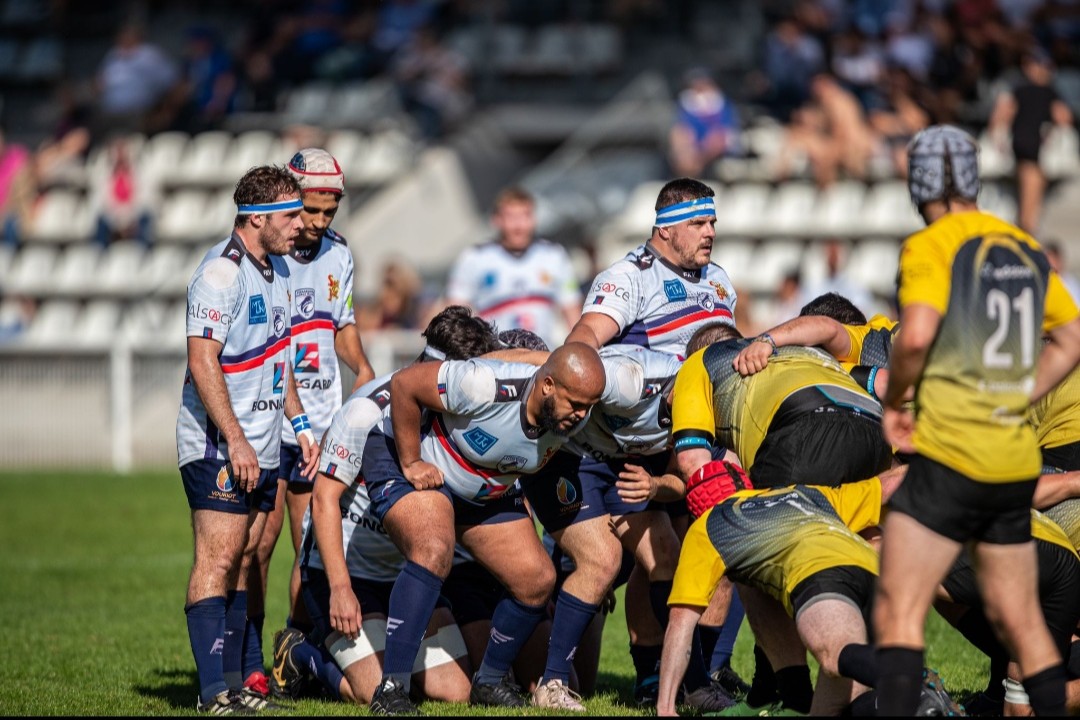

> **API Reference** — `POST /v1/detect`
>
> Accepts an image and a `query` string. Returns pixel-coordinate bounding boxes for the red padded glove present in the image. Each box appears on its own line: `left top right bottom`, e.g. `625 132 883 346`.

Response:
686 460 753 519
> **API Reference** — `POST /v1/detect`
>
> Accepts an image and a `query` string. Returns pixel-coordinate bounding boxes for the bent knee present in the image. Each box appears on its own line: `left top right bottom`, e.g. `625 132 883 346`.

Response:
512 560 556 606
406 538 456 578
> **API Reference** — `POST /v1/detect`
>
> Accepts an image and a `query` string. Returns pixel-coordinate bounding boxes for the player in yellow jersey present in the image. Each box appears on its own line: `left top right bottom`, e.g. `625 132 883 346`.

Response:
874 124 1080 716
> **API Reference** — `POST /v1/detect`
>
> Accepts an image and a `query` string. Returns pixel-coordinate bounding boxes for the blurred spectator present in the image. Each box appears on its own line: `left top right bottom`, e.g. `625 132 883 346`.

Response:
988 46 1074 233
869 66 931 175
766 269 806 328
830 28 887 111
93 25 179 134
924 10 975 123
884 12 935 82
313 10 380 80
357 259 424 330
373 0 441 65
87 137 156 248
799 238 875 316
392 24 472 139
0 295 37 343
170 26 238 132
238 50 279 113
1045 239 1080 303
668 67 742 177
757 17 826 121
0 130 34 248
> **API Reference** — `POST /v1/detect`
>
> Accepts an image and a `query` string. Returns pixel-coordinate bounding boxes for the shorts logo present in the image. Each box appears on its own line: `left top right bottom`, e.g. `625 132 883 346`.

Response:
462 427 498 455
272 306 287 337
295 343 320 373
296 288 315 319
249 295 267 324
327 274 340 301
273 362 285 395
216 465 235 493
663 280 686 302
697 292 715 312
557 477 577 505
497 454 527 473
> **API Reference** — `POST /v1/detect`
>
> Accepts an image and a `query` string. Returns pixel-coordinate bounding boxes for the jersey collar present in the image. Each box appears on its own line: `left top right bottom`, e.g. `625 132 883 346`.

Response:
644 242 702 282
228 233 275 283
520 374 546 439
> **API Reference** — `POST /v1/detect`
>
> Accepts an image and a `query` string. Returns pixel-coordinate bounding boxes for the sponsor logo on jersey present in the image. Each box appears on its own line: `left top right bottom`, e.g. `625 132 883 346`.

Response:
710 280 729 300
189 303 233 325
603 413 632 431
373 389 392 407
557 477 578 505
273 362 285 395
296 288 315 319
216 464 235 492
540 271 551 285
593 281 629 301
297 378 333 389
663 280 687 302
295 343 320 373
327 274 340 301
497 454 527 473
462 427 498 455
251 398 285 411
593 296 605 305
249 295 267 324
227 248 242 261
498 383 519 399
482 271 497 288
326 440 362 468
697 292 715 312
272 306 287 337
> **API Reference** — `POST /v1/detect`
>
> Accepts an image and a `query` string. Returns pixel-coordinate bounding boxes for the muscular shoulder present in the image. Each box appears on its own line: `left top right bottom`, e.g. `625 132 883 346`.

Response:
198 256 242 291
452 360 500 404
341 396 384 429
601 352 646 408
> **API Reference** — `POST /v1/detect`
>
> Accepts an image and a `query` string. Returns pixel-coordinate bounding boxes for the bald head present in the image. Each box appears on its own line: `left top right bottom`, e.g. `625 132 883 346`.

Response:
544 342 605 395
531 342 605 436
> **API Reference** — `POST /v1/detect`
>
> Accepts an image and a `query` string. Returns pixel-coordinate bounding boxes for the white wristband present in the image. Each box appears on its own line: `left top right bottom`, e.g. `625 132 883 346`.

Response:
1003 677 1030 706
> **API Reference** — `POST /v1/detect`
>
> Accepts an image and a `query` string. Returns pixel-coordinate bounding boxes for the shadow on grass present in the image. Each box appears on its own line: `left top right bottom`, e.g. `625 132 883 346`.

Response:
133 668 200 710
596 669 637 706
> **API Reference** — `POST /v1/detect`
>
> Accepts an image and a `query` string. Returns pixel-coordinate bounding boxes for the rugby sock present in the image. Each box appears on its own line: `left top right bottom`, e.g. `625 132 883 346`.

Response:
775 665 813 713
985 654 1007 701
242 614 265 681
876 646 924 716
698 625 722 669
683 629 712 691
629 643 662 683
1069 641 1080 679
292 638 343 700
382 561 443 692
837 643 877 687
1023 663 1067 716
848 689 877 715
712 590 744 670
543 589 600 684
648 580 673 629
746 644 778 708
185 597 228 704
223 590 247 689
475 597 547 685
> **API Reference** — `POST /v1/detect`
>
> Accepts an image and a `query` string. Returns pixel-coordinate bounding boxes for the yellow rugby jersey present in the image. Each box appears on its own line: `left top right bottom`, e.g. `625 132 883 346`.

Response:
897 211 1078 482
1031 509 1079 559
669 479 881 615
672 340 881 468
1044 499 1080 552
1031 365 1080 451
839 315 899 370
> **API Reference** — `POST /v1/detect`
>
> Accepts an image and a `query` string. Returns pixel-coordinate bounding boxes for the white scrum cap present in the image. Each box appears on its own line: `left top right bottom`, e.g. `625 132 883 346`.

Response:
287 148 345 194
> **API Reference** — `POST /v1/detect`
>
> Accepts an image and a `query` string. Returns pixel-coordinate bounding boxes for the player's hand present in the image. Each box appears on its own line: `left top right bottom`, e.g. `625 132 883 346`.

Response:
616 463 656 503
733 341 773 376
883 406 915 454
329 585 363 640
229 438 261 492
404 460 444 490
298 432 321 481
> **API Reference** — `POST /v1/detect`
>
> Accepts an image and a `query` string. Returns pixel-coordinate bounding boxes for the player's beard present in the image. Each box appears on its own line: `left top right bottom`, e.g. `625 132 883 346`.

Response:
538 394 570 437
259 220 295 256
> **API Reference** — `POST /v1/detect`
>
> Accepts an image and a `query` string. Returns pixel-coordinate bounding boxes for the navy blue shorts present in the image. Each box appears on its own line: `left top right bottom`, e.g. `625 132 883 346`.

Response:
361 430 528 527
278 443 312 486
180 459 278 514
524 450 673 532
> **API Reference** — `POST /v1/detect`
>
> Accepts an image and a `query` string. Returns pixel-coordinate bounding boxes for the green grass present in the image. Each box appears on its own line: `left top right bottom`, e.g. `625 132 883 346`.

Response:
0 471 988 715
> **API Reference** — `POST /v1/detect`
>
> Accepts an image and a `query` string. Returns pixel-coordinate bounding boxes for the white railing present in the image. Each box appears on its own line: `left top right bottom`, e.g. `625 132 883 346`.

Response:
0 330 424 471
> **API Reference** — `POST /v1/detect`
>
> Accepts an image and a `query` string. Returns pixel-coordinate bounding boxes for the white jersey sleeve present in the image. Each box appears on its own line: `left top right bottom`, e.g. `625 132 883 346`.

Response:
437 360 498 415
580 260 643 334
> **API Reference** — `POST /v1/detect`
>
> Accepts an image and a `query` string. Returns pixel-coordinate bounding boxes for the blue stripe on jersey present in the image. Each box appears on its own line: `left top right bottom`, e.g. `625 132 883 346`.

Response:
219 335 280 365
289 309 336 324
645 304 717 329
617 321 650 348
204 416 220 459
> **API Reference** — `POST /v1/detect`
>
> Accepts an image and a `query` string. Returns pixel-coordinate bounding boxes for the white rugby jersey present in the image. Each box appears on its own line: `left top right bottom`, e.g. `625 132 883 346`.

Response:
566 345 682 462
445 239 581 349
177 235 292 468
302 373 403 583
581 242 737 357
280 228 356 446
383 359 589 503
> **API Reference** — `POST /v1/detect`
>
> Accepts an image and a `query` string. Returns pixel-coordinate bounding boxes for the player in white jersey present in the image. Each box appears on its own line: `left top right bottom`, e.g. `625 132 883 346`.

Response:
444 186 582 349
270 307 505 707
251 149 376 670
176 165 320 715
361 344 605 715
566 177 737 357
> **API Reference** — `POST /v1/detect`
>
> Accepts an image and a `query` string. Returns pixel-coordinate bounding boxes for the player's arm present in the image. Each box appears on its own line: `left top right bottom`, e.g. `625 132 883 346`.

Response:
482 349 550 365
882 304 941 452
733 315 854 376
565 312 620 350
284 369 320 480
311 473 363 639
658 604 705 716
335 323 376 391
187 336 261 491
1033 469 1080 510
389 360 446 489
1031 318 1080 403
617 454 686 504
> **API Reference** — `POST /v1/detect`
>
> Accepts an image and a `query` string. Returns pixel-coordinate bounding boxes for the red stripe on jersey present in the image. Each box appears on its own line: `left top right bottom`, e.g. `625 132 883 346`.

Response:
646 308 733 337
432 417 500 481
221 336 291 374
291 318 336 336
478 294 557 317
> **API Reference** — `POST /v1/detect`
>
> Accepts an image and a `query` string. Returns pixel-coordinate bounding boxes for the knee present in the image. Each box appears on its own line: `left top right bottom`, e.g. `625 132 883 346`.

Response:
515 559 556 607
407 536 455 579
567 535 623 589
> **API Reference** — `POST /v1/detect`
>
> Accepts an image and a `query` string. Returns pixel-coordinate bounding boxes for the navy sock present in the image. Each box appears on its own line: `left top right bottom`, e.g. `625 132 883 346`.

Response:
1024 663 1067 717
712 590 744 670
223 591 247 689
543 589 600 684
186 597 228 704
383 562 443 692
242 614 265 681
775 665 813 713
475 597 547 684
629 644 662 683
876 646 924 716
699 625 722 671
648 580 673 629
837 643 877 687
292 637 343 700
683 628 712 691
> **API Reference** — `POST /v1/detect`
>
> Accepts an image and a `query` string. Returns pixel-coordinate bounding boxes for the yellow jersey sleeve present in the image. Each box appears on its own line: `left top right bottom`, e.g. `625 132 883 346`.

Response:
897 230 950 313
672 348 717 450
1032 510 1080 560
669 511 728 608
1043 271 1080 332
814 478 883 533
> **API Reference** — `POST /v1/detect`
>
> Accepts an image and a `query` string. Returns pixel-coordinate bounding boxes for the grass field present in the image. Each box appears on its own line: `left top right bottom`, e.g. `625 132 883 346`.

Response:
0 470 990 716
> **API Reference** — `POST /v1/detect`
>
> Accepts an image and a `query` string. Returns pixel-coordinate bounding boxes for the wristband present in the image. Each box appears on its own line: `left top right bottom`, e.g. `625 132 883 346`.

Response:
866 366 879 400
1003 677 1030 706
291 414 316 445
754 333 776 353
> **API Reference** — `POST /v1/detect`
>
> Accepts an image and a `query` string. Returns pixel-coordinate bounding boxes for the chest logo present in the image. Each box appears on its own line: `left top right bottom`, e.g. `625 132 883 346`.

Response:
710 280 729 301
249 295 267 324
697 292 715 312
327 274 340 302
272 306 287 337
663 280 687 302
296 288 315 319
497 454 528 473
462 427 498 456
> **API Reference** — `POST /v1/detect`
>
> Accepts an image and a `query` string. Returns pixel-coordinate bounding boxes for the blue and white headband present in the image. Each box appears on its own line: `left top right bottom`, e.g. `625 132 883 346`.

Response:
236 198 304 215
654 197 716 227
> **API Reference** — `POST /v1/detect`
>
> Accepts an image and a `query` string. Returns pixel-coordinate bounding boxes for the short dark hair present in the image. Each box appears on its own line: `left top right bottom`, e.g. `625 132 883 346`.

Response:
233 165 302 228
421 305 501 360
686 322 743 357
798 292 867 325
654 178 715 214
498 328 550 352
493 186 534 212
